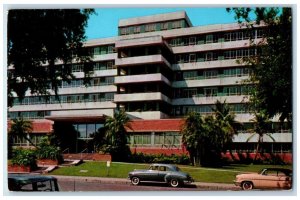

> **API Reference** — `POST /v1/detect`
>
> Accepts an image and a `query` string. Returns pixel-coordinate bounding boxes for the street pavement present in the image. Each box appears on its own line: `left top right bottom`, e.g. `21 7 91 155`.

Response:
52 175 240 191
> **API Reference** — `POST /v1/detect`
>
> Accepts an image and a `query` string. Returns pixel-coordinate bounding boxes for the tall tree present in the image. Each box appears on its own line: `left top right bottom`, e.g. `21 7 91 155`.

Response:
103 109 131 161
226 7 292 123
247 111 274 162
181 101 238 166
7 9 95 107
181 112 206 166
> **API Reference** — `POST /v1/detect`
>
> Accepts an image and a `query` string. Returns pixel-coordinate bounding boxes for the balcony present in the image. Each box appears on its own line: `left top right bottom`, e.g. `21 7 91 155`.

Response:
115 73 171 85
115 55 171 68
172 76 248 88
116 35 165 48
172 59 245 71
114 92 171 103
172 95 249 106
171 39 262 54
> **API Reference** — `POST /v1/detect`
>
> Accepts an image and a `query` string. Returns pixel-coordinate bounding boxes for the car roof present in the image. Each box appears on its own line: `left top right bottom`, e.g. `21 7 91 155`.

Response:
150 163 177 168
265 168 292 172
8 174 57 184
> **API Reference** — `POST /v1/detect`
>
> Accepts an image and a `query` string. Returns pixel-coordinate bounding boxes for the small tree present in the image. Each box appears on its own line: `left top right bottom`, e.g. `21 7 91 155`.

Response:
8 118 35 157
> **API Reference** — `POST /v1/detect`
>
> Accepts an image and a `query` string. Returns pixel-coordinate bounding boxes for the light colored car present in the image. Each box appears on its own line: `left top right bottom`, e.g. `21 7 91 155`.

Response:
128 163 194 187
234 168 292 190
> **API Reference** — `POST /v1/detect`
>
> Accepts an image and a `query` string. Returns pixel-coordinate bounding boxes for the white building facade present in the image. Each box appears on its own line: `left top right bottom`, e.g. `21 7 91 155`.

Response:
8 11 292 161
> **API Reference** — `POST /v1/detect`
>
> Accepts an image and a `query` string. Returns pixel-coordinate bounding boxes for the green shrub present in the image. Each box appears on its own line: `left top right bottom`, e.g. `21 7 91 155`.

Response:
129 153 190 165
11 148 37 168
36 136 63 161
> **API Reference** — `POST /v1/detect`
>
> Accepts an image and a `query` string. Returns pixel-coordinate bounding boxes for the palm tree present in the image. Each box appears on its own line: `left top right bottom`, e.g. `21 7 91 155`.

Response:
212 100 238 151
247 111 275 161
103 109 131 161
9 118 35 147
181 112 205 166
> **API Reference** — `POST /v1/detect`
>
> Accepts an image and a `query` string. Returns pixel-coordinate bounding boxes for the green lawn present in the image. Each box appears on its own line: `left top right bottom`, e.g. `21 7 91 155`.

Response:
48 162 292 184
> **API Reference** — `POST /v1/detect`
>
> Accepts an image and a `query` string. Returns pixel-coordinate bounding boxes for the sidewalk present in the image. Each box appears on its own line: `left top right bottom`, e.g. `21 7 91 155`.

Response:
52 175 240 191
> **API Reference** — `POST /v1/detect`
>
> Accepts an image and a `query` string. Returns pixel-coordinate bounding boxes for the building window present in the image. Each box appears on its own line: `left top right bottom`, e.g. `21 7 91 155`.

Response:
171 21 181 29
189 37 196 45
206 34 213 43
131 133 151 146
161 22 168 30
133 26 141 34
154 132 181 147
145 24 156 32
204 70 218 79
204 87 217 97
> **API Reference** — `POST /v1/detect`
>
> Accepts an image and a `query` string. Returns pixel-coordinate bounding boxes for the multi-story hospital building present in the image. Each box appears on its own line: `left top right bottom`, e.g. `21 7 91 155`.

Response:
8 11 292 160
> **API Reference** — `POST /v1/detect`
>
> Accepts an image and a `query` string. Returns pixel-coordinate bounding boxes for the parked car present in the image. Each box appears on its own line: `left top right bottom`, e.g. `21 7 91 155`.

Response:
234 168 292 190
8 174 60 191
128 163 194 187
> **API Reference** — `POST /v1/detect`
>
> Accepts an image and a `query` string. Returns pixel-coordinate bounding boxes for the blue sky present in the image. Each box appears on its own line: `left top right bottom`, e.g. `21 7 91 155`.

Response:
85 7 241 40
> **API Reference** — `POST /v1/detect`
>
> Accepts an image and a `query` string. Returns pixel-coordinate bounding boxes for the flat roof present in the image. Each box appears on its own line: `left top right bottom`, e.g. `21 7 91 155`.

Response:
118 11 192 27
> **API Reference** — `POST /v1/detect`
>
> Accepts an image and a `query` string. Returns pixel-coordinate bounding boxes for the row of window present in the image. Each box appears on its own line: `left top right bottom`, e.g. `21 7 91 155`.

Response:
10 134 46 146
92 45 115 55
12 92 115 106
172 103 249 116
130 132 181 147
174 85 251 98
60 77 114 88
169 29 264 47
175 48 257 63
119 20 186 35
70 61 115 73
8 111 51 120
176 67 250 81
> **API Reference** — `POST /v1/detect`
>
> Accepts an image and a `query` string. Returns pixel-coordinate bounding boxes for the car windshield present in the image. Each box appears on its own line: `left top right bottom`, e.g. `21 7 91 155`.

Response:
174 166 181 171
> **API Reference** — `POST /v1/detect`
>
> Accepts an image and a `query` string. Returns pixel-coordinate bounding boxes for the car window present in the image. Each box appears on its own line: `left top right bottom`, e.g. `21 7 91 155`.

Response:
159 166 166 171
265 170 277 176
20 180 54 191
277 171 286 176
149 166 158 170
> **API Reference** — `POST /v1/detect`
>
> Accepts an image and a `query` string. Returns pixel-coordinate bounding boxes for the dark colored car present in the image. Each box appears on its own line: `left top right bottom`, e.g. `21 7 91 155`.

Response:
8 174 60 191
234 168 292 190
128 163 194 187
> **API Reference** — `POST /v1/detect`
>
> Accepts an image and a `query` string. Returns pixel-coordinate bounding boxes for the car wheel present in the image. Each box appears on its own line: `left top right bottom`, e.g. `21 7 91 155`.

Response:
131 177 140 186
241 181 253 190
170 179 180 187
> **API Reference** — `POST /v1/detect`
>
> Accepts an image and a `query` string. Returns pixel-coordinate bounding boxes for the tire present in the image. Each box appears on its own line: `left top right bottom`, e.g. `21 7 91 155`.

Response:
169 179 180 187
241 181 253 190
131 177 140 186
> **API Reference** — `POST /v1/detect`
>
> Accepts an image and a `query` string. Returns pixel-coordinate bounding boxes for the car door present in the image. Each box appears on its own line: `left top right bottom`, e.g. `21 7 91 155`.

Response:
145 165 159 181
157 166 168 182
259 169 280 189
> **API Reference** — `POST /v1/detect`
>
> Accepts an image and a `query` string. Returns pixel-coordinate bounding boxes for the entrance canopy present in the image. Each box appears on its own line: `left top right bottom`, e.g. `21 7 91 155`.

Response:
45 114 106 123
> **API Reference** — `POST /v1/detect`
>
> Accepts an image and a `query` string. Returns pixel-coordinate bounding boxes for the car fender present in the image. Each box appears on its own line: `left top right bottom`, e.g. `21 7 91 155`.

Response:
164 173 185 182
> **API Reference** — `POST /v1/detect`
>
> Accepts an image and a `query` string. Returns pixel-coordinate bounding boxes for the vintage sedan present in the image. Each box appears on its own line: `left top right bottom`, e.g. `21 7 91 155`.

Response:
234 168 292 190
128 163 194 187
